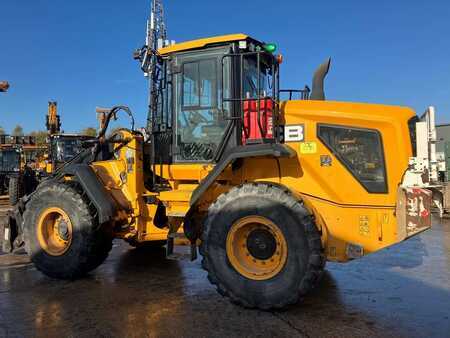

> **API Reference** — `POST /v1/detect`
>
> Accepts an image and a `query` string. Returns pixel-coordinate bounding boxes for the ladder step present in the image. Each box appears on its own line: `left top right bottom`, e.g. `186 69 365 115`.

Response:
168 232 186 239
166 252 192 261
166 234 197 261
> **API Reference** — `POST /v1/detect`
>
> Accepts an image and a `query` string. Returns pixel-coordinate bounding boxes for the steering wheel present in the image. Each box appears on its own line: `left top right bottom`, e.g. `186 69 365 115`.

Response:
186 111 209 126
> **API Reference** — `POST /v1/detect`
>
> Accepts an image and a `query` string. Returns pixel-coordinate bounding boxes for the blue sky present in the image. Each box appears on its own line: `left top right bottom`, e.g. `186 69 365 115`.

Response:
1 0 450 133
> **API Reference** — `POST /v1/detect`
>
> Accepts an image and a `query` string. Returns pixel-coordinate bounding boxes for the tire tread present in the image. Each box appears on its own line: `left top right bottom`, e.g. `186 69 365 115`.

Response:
200 183 326 309
23 182 112 279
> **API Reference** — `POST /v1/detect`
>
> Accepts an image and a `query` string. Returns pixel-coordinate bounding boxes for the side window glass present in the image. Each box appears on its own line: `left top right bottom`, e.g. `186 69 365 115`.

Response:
199 59 216 107
177 58 224 162
318 125 388 193
183 62 200 107
182 60 217 108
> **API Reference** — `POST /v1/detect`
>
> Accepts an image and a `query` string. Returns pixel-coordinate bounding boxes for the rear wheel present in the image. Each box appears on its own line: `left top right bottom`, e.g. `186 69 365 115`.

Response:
23 183 112 279
200 183 325 309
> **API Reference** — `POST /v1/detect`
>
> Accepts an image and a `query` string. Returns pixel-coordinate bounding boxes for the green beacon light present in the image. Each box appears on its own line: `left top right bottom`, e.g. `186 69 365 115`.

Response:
263 43 277 53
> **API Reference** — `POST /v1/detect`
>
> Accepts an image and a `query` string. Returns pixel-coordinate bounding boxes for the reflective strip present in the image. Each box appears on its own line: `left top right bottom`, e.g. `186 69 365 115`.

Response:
4 227 9 241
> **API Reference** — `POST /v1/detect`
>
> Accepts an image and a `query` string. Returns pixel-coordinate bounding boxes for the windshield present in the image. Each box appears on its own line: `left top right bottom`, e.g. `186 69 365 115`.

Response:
0 149 20 172
54 139 84 162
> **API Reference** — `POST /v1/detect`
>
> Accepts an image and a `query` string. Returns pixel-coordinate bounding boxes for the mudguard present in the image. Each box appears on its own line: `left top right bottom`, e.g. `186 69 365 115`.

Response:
64 164 117 224
185 143 295 244
190 143 295 207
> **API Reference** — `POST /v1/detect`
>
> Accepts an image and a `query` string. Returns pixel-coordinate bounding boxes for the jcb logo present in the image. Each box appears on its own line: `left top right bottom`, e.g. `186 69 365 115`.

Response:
284 125 304 142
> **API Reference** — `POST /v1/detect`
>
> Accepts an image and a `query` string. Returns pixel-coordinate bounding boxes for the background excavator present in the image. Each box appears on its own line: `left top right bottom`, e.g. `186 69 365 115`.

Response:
37 101 95 175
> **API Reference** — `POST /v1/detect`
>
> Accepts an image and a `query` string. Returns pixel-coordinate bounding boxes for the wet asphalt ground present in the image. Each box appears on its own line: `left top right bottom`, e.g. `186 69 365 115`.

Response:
0 211 449 338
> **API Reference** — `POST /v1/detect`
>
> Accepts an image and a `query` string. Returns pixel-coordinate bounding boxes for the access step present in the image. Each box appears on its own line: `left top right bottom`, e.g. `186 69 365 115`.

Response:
166 232 197 261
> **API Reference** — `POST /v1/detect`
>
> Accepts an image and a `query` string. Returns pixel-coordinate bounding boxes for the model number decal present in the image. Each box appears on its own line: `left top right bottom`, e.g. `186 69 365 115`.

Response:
300 142 317 154
284 125 305 142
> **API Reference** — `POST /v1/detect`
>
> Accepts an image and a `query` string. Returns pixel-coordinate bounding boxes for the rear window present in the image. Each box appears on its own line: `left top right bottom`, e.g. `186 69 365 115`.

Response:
318 124 388 193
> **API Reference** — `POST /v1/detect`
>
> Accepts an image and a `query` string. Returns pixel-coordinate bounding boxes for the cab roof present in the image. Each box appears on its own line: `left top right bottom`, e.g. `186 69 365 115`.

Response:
158 33 252 55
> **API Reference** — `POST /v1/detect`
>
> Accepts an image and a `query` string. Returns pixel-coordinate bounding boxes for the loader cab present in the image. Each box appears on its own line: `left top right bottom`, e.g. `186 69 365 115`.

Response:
0 136 22 174
0 146 21 195
0 147 21 173
49 134 95 167
151 34 280 165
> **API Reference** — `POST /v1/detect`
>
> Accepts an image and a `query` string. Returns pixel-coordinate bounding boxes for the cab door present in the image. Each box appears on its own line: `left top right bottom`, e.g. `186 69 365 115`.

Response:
173 46 231 163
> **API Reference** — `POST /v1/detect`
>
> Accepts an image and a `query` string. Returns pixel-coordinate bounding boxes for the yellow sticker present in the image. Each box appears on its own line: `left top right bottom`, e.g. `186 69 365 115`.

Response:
359 216 370 237
300 142 317 154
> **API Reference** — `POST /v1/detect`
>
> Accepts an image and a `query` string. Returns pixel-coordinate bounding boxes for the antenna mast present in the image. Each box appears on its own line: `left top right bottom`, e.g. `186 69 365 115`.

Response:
134 0 168 131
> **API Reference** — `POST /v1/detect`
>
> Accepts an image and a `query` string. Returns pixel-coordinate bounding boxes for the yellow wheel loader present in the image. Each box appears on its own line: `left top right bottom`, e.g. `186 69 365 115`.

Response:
1 33 443 309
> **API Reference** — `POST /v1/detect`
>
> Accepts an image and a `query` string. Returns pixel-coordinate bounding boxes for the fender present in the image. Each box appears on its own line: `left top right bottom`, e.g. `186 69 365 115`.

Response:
184 143 295 243
64 164 117 224
190 143 295 206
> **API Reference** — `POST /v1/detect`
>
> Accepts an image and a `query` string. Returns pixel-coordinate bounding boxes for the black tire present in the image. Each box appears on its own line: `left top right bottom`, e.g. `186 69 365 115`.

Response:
8 175 23 206
23 183 113 279
200 183 325 310
0 175 5 195
22 167 39 196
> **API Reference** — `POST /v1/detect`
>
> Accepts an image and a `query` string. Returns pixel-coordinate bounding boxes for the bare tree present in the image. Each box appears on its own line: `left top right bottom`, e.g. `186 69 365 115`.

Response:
12 125 24 136
80 127 97 137
29 130 48 145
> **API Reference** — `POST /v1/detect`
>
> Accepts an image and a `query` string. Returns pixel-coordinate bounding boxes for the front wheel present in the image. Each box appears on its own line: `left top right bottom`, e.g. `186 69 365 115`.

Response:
23 183 112 279
200 183 325 309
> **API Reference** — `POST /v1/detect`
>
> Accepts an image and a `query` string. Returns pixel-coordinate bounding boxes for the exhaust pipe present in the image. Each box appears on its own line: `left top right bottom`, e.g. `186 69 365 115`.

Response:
310 58 331 100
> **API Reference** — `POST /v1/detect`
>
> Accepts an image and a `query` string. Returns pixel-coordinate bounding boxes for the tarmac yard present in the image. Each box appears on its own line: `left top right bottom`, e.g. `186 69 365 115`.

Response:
0 213 449 338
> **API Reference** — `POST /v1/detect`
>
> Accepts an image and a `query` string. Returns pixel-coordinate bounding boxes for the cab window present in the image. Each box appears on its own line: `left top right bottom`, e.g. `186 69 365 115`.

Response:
0 150 20 171
175 51 228 162
318 124 387 193
53 139 83 162
243 57 270 98
182 59 216 108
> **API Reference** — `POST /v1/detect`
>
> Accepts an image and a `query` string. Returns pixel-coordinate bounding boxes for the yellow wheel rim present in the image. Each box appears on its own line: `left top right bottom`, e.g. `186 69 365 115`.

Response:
226 215 287 281
37 207 73 256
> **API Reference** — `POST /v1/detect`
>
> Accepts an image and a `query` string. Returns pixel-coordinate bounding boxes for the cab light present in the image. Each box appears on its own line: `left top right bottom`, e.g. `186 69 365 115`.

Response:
277 54 283 64
263 43 277 53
